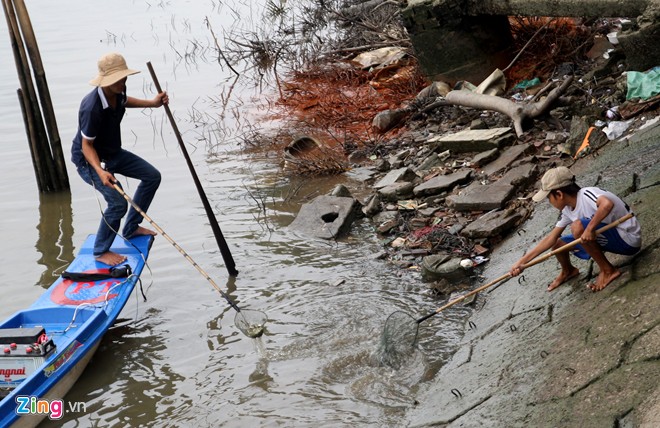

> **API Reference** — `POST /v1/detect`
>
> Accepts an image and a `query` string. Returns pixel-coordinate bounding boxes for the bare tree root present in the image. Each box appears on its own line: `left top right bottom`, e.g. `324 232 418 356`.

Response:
444 76 574 137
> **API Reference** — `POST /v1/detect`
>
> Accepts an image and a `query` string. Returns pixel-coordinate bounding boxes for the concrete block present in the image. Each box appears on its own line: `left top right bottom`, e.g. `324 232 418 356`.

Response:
378 182 415 202
374 167 418 189
446 183 516 211
461 209 523 238
413 169 472 197
428 127 515 153
482 144 532 176
289 195 361 239
497 163 538 188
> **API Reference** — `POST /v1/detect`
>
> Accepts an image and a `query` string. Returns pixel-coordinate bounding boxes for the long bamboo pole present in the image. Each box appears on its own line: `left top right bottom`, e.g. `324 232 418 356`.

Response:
1 0 50 191
12 0 69 191
16 88 43 190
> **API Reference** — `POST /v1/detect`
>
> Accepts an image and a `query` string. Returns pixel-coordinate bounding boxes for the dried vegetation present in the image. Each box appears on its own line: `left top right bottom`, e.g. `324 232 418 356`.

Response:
219 0 428 175
505 17 593 83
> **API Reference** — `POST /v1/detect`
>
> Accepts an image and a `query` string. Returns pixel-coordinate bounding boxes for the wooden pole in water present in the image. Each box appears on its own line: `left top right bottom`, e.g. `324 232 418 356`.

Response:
17 88 46 190
147 62 239 277
12 0 69 191
1 0 50 191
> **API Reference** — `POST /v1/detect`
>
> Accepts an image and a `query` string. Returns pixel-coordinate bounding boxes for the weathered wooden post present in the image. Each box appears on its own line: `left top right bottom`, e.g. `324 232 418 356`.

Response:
17 88 48 190
1 0 69 192
2 0 50 191
12 0 69 191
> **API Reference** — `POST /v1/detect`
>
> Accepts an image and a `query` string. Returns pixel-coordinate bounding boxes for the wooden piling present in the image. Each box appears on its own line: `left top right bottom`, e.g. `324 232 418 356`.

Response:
2 0 49 191
12 0 69 191
17 88 47 191
1 0 69 192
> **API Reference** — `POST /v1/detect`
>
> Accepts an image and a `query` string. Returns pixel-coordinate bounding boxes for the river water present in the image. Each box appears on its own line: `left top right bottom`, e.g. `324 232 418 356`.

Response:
0 1 469 426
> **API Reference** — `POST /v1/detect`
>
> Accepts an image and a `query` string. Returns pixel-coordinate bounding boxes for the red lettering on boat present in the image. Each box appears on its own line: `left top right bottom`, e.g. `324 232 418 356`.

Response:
0 367 27 379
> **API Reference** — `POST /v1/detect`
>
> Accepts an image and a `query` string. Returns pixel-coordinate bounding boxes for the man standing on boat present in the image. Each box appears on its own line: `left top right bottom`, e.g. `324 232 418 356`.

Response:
72 52 168 266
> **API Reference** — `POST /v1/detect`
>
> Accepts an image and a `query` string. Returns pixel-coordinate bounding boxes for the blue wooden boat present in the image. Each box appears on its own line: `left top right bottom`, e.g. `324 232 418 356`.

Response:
0 234 153 427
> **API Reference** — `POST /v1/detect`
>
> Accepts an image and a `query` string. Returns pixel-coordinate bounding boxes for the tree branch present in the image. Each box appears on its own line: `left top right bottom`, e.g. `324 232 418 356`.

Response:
445 76 574 137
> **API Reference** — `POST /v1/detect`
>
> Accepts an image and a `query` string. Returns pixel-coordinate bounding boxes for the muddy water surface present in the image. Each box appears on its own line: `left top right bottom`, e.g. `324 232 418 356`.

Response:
0 1 469 426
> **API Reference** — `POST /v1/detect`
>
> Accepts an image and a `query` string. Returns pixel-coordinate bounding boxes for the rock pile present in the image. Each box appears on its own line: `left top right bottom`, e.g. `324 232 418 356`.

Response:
355 124 543 287
290 100 658 295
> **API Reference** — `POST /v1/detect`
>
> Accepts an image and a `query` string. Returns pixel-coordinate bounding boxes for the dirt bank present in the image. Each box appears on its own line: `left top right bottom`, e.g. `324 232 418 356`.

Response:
406 121 660 427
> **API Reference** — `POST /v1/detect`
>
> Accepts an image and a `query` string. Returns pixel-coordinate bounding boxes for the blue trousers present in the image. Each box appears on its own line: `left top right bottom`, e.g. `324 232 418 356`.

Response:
77 149 160 256
560 218 640 260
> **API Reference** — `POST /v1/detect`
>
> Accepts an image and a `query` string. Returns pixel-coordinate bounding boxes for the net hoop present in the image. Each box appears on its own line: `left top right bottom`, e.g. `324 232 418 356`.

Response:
377 311 420 369
235 309 268 338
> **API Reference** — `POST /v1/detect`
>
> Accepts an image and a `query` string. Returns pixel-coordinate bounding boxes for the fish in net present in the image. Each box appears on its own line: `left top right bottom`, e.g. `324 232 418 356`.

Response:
235 309 268 338
376 311 420 369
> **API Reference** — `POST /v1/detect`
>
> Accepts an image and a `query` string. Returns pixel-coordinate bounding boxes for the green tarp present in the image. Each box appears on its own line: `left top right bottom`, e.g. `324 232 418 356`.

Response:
626 68 660 100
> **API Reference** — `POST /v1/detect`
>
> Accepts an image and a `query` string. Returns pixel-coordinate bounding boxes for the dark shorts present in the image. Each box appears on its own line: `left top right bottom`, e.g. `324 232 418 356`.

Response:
560 218 640 260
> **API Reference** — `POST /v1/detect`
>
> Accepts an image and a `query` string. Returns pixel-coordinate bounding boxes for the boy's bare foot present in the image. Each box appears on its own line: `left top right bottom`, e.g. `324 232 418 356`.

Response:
95 251 127 266
548 267 580 291
130 226 157 237
588 269 622 292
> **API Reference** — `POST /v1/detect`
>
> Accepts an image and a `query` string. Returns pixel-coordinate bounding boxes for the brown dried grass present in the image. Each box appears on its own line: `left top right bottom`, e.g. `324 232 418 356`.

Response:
506 17 593 84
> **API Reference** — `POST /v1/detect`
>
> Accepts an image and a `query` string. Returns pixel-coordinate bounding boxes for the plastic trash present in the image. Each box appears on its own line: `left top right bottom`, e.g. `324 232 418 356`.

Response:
460 256 489 269
607 32 619 44
626 68 660 100
460 259 473 269
513 77 541 90
473 256 489 265
352 47 407 70
574 126 595 159
606 106 620 120
602 120 633 140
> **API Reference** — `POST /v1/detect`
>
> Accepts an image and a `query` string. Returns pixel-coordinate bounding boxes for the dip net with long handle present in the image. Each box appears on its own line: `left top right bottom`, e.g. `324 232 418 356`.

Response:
114 184 268 338
377 311 420 369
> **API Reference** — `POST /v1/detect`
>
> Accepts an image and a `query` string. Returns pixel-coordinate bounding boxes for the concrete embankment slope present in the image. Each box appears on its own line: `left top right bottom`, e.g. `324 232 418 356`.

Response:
407 120 660 428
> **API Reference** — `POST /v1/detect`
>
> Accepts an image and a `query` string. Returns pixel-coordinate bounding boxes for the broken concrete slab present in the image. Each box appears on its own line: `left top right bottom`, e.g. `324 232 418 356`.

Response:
415 150 450 175
330 184 352 198
627 324 660 364
288 195 361 239
496 163 538 188
445 183 516 211
413 169 472 197
362 193 382 217
471 147 499 167
461 209 523 238
345 166 378 182
374 167 418 189
481 143 532 176
418 206 440 217
378 182 415 201
427 127 515 154
388 149 412 168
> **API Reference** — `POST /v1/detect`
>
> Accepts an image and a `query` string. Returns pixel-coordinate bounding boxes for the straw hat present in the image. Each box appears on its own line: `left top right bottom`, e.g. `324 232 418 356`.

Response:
89 53 139 87
532 166 575 202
